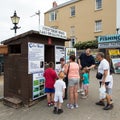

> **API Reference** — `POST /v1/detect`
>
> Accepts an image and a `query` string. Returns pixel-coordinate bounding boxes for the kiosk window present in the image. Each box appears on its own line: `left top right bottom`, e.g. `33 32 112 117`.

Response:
9 44 21 54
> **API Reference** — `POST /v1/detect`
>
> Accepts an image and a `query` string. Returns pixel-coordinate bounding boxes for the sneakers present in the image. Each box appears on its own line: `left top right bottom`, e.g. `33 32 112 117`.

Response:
103 104 113 110
77 89 80 93
48 101 54 107
74 104 79 108
48 103 51 107
53 107 63 114
80 91 85 96
67 104 79 109
57 109 63 114
53 107 57 114
96 101 105 106
67 104 74 109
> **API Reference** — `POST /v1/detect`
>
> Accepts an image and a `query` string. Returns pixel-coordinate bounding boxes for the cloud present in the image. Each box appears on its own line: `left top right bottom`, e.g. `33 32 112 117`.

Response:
0 0 119 42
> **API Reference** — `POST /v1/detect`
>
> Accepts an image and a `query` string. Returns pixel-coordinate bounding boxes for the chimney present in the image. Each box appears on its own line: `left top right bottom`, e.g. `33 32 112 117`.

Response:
53 1 57 8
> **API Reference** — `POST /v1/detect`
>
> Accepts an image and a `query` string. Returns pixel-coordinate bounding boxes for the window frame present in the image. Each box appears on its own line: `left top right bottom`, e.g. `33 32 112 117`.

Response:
49 11 57 21
95 20 102 32
95 0 102 10
70 6 75 17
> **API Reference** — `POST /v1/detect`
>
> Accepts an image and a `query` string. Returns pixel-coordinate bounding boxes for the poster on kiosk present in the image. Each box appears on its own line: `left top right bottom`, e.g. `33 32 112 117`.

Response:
55 45 65 74
65 48 76 63
55 46 77 74
28 42 46 100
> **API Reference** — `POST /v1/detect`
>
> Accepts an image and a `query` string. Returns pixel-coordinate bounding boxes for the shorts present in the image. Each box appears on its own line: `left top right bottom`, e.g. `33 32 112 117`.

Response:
106 88 112 95
99 82 110 87
83 84 89 90
54 94 63 103
68 78 79 87
45 88 55 93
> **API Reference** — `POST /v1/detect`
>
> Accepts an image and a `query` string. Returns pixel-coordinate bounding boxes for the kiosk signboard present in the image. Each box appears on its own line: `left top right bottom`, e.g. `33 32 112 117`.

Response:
28 42 44 74
40 26 67 39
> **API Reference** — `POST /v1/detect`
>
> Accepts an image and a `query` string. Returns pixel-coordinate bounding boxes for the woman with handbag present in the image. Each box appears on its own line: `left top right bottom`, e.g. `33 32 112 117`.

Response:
96 52 113 110
64 55 80 109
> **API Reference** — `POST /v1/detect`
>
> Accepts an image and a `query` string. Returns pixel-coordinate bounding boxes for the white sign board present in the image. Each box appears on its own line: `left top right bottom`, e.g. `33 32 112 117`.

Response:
28 42 44 74
98 42 120 48
39 25 67 39
55 46 65 74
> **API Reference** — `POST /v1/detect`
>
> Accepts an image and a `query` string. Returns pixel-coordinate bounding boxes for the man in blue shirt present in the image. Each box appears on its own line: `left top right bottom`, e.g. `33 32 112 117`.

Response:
78 48 95 92
78 48 95 70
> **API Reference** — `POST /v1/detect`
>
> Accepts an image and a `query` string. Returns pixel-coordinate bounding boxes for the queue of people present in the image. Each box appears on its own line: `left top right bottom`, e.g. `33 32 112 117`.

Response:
43 48 114 115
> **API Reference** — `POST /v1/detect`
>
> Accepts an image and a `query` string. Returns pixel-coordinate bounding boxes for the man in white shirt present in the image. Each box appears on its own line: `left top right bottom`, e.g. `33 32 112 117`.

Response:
96 52 113 110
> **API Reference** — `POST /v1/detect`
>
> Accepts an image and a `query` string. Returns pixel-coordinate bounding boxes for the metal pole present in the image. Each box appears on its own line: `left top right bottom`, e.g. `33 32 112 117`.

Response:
14 23 17 36
30 10 41 30
37 10 40 30
38 10 40 29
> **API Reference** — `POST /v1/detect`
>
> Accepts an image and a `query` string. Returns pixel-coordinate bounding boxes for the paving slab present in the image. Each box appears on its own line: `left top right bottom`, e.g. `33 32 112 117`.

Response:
0 70 120 120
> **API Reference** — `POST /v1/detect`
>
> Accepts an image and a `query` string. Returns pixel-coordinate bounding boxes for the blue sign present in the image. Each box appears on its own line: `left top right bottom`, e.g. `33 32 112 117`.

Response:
98 34 120 43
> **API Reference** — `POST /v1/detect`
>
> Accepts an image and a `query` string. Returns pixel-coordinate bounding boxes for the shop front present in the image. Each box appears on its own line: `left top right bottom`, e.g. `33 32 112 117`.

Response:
98 34 120 73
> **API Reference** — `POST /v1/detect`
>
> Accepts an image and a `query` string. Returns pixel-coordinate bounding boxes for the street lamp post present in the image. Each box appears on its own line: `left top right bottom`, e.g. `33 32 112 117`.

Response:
11 11 21 36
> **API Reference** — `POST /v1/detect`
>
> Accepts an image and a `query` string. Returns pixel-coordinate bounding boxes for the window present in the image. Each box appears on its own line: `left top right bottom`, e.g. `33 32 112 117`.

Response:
70 26 75 36
95 0 102 10
70 6 75 17
49 11 57 21
69 37 76 47
95 20 102 32
9 44 21 54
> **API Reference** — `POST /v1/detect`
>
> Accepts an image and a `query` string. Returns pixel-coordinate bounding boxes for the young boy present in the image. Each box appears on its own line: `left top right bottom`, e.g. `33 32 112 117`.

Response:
44 62 58 107
53 71 66 114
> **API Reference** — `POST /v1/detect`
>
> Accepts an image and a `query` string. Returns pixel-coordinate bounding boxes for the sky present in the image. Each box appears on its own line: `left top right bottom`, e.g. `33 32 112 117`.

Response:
0 0 120 42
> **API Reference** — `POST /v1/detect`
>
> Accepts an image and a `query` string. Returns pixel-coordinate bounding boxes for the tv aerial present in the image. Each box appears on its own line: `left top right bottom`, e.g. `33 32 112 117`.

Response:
30 10 40 29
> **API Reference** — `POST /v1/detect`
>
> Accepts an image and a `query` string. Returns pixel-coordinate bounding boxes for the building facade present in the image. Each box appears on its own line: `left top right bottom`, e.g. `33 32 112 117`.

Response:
44 0 116 47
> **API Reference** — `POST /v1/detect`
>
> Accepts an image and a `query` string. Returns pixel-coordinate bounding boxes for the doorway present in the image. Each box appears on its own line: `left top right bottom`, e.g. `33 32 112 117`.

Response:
45 45 55 63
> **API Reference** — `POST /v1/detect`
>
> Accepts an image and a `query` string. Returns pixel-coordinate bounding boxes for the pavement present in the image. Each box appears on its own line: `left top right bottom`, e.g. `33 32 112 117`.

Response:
0 70 120 120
